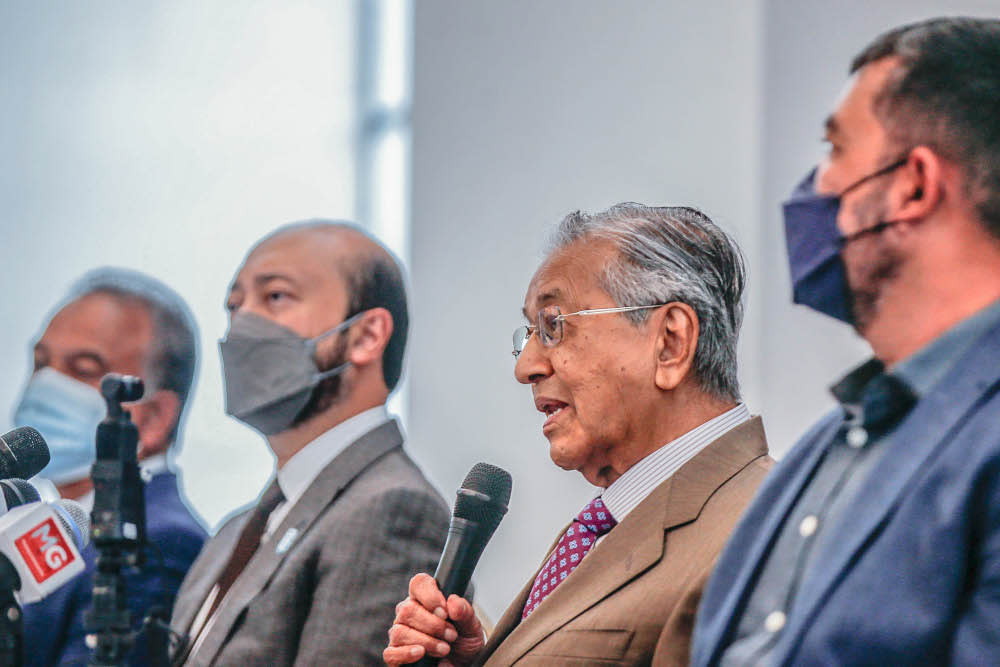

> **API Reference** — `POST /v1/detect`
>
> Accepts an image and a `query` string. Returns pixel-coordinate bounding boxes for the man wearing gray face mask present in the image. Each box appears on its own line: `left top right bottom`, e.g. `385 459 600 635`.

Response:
170 221 449 666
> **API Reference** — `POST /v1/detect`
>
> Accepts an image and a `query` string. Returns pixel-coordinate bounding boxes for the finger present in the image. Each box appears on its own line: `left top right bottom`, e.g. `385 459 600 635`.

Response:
408 573 448 617
394 599 458 640
386 624 452 658
445 595 483 638
383 644 424 666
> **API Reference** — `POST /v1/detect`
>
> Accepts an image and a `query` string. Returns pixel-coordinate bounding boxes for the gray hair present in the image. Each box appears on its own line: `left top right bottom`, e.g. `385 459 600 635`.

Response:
548 203 746 401
65 267 199 442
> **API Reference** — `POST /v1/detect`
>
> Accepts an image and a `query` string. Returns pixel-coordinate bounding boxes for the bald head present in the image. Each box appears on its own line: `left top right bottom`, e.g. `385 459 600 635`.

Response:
228 220 409 391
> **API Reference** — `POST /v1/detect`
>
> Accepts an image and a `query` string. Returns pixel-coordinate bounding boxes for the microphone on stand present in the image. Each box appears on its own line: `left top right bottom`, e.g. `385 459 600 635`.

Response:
0 427 50 480
0 497 91 665
0 479 41 514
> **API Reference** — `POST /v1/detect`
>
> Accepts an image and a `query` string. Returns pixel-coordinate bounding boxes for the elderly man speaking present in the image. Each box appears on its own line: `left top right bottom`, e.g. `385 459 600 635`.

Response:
385 203 772 666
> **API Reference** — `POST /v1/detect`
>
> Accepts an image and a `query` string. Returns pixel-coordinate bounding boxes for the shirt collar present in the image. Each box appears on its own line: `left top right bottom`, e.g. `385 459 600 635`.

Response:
600 403 751 522
276 405 390 509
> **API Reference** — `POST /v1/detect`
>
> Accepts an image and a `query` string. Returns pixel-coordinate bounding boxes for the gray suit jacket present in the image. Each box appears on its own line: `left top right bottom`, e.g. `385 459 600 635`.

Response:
170 420 449 666
479 417 771 666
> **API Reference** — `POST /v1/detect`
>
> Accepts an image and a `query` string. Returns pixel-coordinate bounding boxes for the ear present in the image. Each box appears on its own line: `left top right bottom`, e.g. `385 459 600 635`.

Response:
345 308 394 368
130 389 181 460
891 146 944 222
653 302 699 392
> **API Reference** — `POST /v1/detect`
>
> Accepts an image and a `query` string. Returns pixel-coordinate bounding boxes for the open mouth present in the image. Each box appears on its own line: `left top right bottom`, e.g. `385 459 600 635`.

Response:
536 398 569 428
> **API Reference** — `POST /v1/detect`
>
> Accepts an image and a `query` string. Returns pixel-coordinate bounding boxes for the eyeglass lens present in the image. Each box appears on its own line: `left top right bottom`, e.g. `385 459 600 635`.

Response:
513 306 564 357
538 306 562 346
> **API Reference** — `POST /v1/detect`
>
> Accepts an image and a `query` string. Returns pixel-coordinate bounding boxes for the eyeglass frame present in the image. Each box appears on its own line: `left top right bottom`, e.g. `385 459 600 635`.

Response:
512 303 670 357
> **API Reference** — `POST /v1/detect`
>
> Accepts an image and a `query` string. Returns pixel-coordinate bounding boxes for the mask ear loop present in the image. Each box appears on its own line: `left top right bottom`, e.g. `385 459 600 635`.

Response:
310 310 367 344
308 311 367 382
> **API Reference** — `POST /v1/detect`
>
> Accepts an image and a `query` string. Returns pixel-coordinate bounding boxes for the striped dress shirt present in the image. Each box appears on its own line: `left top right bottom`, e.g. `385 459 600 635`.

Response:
600 403 751 527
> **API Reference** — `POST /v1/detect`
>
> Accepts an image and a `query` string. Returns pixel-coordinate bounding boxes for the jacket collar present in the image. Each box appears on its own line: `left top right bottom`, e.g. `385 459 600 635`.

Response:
482 417 768 666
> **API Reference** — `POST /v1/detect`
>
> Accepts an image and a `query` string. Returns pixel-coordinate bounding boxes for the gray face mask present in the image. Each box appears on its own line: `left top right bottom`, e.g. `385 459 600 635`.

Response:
220 311 363 435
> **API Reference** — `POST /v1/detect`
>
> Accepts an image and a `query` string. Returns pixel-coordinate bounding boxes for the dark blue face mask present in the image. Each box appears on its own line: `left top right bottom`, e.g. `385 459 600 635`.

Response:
782 158 908 323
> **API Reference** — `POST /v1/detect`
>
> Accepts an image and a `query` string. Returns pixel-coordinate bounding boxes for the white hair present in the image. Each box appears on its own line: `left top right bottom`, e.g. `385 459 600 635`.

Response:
548 203 746 401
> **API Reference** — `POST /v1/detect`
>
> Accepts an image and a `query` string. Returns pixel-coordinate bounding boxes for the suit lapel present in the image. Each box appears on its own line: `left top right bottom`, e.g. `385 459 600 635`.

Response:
172 514 251 639
485 417 768 665
773 323 1000 665
190 420 404 665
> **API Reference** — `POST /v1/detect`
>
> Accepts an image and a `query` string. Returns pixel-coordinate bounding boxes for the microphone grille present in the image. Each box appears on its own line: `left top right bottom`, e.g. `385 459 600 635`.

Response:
1 427 50 479
0 479 40 507
454 462 512 526
54 500 91 549
460 462 512 507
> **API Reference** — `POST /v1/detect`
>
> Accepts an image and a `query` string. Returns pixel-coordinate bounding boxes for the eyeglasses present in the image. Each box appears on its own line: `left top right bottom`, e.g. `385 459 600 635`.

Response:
512 304 669 357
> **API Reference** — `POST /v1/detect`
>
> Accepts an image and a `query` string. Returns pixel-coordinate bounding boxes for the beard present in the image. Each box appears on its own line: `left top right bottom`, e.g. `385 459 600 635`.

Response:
291 334 351 428
842 186 905 333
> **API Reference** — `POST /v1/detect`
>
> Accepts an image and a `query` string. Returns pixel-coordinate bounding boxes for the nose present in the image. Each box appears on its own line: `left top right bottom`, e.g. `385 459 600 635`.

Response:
814 157 836 196
514 333 553 385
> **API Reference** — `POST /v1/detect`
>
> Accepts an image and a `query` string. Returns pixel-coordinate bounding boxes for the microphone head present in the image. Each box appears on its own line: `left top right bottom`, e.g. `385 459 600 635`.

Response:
0 478 40 509
454 462 512 524
52 499 91 549
0 427 50 479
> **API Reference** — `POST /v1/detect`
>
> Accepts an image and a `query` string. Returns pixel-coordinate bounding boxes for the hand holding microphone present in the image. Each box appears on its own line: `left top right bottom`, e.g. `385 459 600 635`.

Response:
385 463 511 667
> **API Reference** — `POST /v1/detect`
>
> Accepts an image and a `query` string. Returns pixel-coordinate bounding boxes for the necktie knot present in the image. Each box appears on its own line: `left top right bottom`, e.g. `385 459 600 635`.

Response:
575 496 617 536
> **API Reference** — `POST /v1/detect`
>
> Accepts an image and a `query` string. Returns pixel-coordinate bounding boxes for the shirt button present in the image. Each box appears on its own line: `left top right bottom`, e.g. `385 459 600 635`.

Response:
764 610 786 633
799 515 819 537
846 426 869 448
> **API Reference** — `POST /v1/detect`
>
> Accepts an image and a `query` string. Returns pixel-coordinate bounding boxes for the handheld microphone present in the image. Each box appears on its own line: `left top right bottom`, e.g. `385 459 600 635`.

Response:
0 427 50 480
432 463 512 599
0 499 90 604
414 463 511 667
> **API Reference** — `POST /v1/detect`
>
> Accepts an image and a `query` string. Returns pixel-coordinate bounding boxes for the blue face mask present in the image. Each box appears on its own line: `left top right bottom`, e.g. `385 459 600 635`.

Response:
782 159 908 323
13 368 107 485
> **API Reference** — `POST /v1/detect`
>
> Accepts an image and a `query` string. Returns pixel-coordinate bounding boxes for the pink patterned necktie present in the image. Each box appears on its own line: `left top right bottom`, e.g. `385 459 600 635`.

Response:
522 496 617 619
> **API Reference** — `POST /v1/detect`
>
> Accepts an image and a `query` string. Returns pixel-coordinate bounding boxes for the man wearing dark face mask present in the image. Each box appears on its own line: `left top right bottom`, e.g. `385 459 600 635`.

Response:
170 221 449 666
691 17 1000 666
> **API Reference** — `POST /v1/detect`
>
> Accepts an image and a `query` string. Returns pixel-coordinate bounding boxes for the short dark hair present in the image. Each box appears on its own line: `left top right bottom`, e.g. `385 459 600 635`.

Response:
343 251 409 392
851 17 1000 239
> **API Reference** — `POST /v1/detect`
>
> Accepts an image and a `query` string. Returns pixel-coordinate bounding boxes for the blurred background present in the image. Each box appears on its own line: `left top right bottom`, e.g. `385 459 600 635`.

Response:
2 0 996 619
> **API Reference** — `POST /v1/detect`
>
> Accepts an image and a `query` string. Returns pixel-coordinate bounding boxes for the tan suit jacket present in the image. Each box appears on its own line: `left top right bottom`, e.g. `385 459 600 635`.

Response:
479 417 771 666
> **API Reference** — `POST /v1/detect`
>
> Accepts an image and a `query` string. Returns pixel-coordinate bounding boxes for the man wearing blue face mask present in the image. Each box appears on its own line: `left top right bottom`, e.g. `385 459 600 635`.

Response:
169 221 449 666
16 267 207 666
690 17 1000 666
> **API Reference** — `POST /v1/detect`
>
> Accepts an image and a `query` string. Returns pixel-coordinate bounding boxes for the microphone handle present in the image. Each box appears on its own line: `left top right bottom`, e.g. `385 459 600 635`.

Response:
434 517 480 597
414 517 481 667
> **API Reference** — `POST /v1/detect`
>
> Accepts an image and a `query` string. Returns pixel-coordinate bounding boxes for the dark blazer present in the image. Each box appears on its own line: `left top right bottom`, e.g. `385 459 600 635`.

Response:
691 317 1000 666
170 420 449 667
22 471 207 666
479 417 771 666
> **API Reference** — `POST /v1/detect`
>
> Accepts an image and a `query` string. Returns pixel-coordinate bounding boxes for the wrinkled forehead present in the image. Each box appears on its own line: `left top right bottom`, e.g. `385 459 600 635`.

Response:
523 239 618 314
